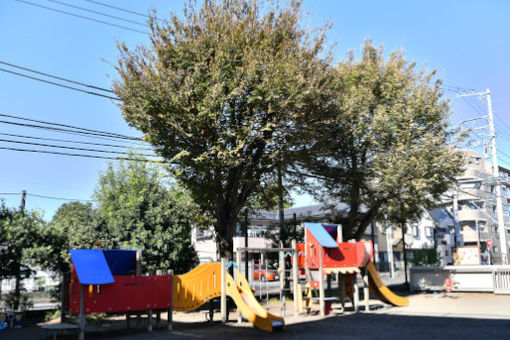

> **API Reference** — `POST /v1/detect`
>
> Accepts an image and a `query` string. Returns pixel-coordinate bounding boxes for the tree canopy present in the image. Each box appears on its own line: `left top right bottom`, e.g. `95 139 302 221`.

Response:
94 159 199 273
114 0 333 257
33 202 100 275
0 203 46 310
292 41 463 240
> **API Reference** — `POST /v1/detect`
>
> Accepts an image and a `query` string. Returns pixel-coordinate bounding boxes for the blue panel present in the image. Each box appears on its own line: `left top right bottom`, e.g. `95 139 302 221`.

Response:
305 223 339 248
70 249 114 285
103 249 139 275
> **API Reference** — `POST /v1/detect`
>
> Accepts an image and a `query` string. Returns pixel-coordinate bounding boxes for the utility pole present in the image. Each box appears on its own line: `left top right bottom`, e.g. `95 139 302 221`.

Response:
458 89 508 264
453 185 462 247
20 190 26 213
487 88 508 264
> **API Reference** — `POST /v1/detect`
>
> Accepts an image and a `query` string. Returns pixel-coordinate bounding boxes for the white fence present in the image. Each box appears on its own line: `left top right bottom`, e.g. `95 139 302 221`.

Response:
411 265 510 294
493 267 510 294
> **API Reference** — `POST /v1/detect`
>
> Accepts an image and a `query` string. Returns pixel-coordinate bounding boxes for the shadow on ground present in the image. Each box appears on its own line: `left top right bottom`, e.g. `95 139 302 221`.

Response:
3 311 509 340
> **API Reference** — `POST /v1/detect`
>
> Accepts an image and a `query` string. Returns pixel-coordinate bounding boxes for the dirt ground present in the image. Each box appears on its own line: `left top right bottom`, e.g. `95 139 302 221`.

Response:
1 292 510 339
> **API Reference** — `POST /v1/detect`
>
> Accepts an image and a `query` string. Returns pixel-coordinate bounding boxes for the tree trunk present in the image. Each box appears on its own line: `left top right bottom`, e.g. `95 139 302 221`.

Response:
14 261 21 311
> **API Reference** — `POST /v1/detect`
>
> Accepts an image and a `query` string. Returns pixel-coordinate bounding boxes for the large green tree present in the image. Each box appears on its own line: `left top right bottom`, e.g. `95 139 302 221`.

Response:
0 203 46 310
113 0 332 258
34 202 100 275
293 41 463 240
94 159 199 274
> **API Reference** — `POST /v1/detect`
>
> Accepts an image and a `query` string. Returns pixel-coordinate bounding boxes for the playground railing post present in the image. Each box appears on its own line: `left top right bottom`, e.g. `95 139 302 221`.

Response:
258 259 262 300
236 250 242 324
363 267 370 312
279 242 285 317
265 259 269 308
353 274 359 313
136 250 142 276
319 247 325 317
78 284 85 340
292 239 298 317
221 258 227 323
340 273 345 312
168 269 173 331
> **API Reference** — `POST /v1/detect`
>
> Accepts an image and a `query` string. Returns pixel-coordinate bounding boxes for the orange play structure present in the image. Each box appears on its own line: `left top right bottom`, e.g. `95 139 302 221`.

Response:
172 263 284 332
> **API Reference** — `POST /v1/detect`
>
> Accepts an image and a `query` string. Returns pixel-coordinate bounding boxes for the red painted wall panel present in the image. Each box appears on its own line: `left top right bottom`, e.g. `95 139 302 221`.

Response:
69 274 172 314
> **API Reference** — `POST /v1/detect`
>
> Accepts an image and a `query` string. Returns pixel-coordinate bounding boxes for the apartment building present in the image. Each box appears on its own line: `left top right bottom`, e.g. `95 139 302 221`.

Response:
453 150 510 262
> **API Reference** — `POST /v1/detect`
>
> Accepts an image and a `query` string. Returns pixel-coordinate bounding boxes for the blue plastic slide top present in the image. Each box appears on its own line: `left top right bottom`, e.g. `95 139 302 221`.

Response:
69 249 115 285
304 223 339 248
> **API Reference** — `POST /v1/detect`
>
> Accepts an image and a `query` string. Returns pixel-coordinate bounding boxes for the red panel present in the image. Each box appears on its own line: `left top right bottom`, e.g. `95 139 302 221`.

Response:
69 274 172 314
304 227 373 269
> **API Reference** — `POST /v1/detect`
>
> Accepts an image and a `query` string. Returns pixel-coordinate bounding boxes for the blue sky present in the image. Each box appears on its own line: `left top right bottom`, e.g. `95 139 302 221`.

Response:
0 0 509 219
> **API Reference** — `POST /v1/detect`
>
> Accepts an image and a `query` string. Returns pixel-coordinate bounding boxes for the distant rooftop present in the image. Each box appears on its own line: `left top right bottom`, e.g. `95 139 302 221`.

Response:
250 203 350 222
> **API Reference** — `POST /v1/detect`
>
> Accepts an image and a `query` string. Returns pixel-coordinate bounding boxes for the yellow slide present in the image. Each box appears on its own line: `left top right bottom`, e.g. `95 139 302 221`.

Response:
227 271 284 332
172 263 284 331
173 263 222 311
366 261 409 307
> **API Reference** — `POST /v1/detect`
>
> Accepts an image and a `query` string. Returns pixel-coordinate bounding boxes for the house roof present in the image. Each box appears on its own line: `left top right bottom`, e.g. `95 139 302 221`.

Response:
251 203 350 222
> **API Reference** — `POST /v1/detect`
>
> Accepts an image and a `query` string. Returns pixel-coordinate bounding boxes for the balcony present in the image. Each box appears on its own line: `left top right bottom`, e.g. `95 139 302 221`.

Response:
461 229 491 243
458 188 492 201
458 168 490 180
458 209 487 221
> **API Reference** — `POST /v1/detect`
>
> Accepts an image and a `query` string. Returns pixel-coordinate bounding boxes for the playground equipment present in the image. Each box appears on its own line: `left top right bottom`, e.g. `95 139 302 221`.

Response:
66 222 406 337
297 222 409 316
236 241 300 318
68 249 172 340
172 262 284 332
68 250 283 338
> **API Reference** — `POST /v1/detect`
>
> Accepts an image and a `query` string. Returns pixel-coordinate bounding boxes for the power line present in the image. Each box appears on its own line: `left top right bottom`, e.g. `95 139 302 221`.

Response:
0 60 113 93
0 146 165 163
84 0 166 23
47 0 146 27
0 67 120 101
26 193 93 202
0 122 143 146
0 193 20 196
493 112 510 135
16 0 147 35
0 113 139 141
0 119 143 142
0 137 160 157
0 132 153 151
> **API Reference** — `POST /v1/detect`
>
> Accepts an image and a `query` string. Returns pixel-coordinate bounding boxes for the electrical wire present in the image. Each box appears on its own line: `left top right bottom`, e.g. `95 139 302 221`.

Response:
0 124 143 146
0 146 165 163
47 0 146 27
0 60 113 93
0 132 153 151
493 113 510 135
26 193 93 202
0 113 139 141
0 119 143 142
84 0 166 22
0 67 120 101
0 137 160 157
15 0 148 35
